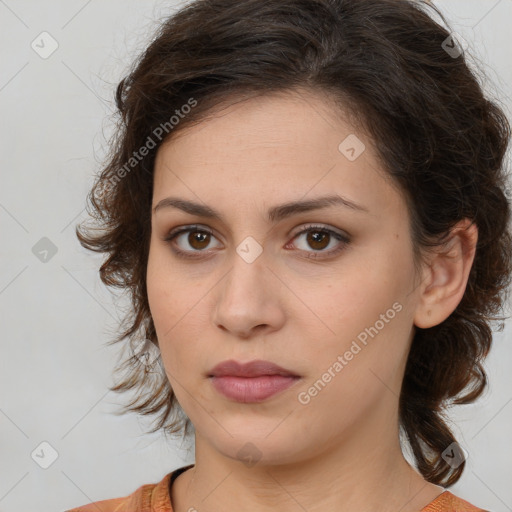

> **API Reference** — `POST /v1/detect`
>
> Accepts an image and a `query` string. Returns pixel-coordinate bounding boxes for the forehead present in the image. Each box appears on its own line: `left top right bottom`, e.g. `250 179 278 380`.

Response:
152 89 398 216
156 91 367 167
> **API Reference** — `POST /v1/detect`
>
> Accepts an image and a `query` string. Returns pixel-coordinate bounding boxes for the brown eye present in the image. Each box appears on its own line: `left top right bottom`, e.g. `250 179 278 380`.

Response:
164 223 350 260
305 230 330 251
289 224 350 259
164 225 222 257
187 230 211 250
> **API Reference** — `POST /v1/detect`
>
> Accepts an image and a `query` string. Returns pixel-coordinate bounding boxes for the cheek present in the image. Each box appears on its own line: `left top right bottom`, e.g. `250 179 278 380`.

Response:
300 251 415 385
304 265 404 342
295 303 411 433
146 245 210 373
147 247 184 361
146 241 191 326
146 259 172 331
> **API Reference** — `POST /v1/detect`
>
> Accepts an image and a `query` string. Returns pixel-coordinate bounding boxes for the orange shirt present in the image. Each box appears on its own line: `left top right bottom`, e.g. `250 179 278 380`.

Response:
65 464 487 512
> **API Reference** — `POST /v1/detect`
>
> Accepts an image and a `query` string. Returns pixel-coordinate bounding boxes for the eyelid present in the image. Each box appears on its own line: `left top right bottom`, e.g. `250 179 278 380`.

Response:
164 223 349 242
163 224 220 260
287 223 350 259
163 223 351 259
290 223 349 241
164 223 217 240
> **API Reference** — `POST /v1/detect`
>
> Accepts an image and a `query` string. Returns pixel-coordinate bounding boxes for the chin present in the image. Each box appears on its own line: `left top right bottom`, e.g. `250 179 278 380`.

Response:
203 425 314 468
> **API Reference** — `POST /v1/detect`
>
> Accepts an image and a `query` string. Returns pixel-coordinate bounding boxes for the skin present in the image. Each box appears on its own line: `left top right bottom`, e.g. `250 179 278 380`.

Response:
146 88 478 512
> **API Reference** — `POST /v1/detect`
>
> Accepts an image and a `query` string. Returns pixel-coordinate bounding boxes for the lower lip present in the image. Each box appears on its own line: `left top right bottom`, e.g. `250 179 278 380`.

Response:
210 375 300 403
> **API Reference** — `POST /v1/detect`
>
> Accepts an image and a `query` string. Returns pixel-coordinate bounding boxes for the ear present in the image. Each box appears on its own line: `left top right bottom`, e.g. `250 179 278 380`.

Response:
414 219 478 329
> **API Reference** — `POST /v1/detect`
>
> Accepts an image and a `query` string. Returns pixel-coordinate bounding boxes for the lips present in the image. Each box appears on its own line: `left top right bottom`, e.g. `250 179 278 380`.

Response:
208 359 300 378
208 359 301 403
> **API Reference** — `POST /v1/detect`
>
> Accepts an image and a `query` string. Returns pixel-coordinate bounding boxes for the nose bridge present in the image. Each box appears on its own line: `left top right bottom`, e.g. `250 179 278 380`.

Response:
222 245 269 308
212 242 285 337
223 228 268 294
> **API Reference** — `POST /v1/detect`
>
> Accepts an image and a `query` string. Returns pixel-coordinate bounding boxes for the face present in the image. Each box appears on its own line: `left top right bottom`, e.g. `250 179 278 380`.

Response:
147 89 423 466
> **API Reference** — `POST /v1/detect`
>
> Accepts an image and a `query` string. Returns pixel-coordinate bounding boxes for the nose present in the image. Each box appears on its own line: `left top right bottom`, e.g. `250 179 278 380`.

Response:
212 250 286 339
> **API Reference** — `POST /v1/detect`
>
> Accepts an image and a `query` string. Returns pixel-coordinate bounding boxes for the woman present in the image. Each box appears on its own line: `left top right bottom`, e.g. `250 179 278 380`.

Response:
68 0 511 510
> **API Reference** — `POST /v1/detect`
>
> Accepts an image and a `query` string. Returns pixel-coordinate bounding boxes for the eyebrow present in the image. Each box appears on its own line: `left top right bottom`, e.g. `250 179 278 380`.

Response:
153 194 369 223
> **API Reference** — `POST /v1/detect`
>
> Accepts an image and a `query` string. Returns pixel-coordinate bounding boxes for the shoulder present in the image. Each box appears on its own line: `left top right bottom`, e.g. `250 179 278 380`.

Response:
65 472 173 512
421 490 489 512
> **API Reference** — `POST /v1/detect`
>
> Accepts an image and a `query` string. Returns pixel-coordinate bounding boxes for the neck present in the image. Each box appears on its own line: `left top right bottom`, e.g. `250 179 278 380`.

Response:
173 402 444 512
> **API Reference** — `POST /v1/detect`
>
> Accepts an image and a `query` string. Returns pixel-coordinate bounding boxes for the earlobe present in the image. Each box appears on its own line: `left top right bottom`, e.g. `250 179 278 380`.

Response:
413 219 478 329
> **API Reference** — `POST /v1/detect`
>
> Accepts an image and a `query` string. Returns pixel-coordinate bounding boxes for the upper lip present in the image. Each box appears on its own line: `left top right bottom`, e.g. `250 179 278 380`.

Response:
208 359 300 378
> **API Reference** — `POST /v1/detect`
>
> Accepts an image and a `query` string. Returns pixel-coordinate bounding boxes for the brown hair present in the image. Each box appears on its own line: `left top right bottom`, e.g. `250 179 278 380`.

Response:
77 0 512 486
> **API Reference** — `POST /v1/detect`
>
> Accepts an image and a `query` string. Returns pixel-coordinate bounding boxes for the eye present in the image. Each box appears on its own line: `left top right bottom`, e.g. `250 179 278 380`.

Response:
286 224 350 259
164 225 221 258
163 223 350 260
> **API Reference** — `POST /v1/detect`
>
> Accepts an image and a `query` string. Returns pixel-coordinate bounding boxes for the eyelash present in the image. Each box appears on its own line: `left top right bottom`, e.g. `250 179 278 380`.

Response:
163 224 350 260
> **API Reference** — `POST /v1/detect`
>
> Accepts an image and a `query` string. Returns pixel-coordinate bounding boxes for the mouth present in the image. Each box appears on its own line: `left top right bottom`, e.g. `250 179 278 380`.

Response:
207 359 301 403
208 359 300 378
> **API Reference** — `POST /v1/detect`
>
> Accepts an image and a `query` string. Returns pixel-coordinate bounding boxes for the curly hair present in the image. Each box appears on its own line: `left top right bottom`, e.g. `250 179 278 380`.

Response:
76 0 512 487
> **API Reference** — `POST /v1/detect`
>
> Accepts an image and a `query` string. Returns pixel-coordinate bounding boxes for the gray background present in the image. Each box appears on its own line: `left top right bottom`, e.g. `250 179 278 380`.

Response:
1 1 511 511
